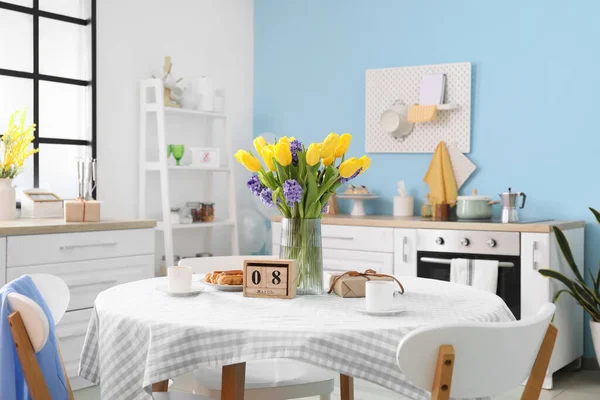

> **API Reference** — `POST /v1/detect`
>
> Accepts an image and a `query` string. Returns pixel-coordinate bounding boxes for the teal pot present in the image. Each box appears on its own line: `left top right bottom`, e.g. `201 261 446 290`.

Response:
456 195 498 219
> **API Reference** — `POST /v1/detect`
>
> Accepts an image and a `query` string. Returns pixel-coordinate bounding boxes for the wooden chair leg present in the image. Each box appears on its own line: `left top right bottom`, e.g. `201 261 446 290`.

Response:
8 311 52 400
431 344 455 400
340 374 354 400
151 380 169 392
521 324 558 400
221 362 246 400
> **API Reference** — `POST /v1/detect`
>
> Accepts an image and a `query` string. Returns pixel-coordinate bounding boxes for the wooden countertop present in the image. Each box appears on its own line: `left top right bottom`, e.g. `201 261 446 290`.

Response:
271 215 584 233
0 218 157 236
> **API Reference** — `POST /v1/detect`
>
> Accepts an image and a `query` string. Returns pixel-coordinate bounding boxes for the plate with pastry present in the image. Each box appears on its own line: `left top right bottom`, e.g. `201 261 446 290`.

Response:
203 270 244 291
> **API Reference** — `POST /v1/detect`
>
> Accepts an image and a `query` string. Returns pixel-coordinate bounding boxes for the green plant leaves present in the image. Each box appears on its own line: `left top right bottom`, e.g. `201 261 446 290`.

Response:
591 207 600 223
552 226 585 283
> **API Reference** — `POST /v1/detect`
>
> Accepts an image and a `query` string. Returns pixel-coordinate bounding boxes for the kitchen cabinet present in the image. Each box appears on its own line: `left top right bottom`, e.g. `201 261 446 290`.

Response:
522 230 584 388
393 228 417 276
2 225 155 390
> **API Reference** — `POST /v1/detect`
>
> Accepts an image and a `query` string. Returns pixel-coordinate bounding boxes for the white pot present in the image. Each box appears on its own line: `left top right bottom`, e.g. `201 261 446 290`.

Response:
591 320 600 365
0 178 16 220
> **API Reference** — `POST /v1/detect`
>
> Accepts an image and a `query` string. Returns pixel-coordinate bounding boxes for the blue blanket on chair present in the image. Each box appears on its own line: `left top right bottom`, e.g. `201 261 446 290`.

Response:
0 275 68 400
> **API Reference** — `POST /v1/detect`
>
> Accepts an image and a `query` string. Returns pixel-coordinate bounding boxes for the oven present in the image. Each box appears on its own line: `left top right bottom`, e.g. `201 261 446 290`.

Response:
416 229 521 319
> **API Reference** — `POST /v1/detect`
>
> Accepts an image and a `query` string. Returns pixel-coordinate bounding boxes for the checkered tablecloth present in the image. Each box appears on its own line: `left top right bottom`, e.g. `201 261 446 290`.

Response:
79 276 514 399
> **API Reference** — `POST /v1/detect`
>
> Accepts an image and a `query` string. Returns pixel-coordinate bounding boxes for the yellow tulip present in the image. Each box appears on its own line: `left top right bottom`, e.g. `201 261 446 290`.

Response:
339 157 361 178
261 145 276 171
253 136 267 154
306 143 321 166
274 142 293 166
234 149 262 172
358 155 371 174
322 154 335 167
320 133 339 158
278 136 290 145
334 133 352 157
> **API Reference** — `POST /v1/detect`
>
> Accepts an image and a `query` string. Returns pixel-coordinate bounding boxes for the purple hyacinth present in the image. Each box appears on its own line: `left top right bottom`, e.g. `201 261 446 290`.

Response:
290 139 302 166
340 167 362 184
283 179 303 207
247 174 265 197
259 188 276 208
321 202 329 214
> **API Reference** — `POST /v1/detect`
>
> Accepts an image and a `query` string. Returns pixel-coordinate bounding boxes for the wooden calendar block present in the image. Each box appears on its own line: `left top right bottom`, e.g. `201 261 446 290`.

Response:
266 267 288 289
245 266 266 288
243 259 297 299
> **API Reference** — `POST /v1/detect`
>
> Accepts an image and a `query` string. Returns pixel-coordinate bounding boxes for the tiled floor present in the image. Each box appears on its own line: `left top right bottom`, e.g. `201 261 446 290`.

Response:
74 369 600 399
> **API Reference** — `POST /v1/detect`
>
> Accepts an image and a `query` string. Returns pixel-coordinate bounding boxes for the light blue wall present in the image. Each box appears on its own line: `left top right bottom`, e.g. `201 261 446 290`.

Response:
254 0 600 358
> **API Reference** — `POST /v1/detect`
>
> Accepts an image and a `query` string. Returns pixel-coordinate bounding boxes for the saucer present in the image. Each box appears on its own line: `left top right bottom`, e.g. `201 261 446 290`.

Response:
351 305 405 316
156 282 203 297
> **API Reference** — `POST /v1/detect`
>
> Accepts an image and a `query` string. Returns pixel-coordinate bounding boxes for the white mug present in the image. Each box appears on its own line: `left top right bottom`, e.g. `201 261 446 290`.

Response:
168 266 192 293
365 281 396 312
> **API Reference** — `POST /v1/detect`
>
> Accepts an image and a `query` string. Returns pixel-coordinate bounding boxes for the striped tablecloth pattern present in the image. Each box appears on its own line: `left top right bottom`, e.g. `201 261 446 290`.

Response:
79 276 514 399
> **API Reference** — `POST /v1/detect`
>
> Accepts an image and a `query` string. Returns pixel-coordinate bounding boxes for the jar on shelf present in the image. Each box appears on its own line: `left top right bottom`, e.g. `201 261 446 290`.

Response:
196 252 213 257
201 203 215 222
170 208 181 224
186 202 202 222
179 207 193 224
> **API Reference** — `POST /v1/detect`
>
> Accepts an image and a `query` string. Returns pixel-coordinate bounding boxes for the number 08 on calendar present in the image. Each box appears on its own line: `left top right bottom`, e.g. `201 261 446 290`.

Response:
243 259 297 299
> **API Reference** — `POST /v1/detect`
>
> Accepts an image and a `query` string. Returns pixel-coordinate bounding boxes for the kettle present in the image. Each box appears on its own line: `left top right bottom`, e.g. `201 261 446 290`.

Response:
499 188 526 223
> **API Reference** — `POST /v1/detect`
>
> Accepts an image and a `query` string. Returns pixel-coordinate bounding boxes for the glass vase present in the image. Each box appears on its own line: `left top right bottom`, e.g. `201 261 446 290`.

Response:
279 218 323 295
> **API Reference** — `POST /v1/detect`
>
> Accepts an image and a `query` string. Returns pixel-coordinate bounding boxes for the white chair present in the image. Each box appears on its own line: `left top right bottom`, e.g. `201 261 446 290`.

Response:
173 256 335 400
397 303 557 400
6 274 207 400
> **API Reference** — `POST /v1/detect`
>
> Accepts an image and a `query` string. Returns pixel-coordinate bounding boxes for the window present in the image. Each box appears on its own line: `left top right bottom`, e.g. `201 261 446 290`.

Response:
0 0 96 200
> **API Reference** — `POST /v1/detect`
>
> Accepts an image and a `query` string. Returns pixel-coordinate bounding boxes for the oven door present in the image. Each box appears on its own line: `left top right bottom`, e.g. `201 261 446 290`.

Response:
417 250 521 320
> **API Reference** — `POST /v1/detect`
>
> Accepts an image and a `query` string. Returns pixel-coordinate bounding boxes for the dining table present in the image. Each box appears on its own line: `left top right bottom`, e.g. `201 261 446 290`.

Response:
79 275 515 400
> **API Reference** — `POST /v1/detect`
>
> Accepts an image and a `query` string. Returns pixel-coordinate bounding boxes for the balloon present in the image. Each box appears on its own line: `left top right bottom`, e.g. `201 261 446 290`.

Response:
239 207 268 254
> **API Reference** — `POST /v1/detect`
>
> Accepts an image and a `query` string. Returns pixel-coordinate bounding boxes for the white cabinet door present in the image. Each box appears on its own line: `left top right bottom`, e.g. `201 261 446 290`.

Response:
7 255 154 311
394 229 417 277
56 309 94 390
0 237 5 286
521 233 551 319
323 248 394 275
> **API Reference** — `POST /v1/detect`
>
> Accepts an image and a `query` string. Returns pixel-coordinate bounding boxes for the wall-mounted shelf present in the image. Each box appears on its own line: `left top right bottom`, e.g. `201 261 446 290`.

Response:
145 162 231 172
143 104 227 118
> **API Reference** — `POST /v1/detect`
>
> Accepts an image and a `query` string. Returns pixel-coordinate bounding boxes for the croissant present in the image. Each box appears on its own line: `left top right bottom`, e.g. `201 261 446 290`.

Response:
217 274 243 285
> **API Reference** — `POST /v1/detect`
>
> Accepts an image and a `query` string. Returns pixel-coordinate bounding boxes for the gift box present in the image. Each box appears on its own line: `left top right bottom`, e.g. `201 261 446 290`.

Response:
64 199 101 222
327 269 404 298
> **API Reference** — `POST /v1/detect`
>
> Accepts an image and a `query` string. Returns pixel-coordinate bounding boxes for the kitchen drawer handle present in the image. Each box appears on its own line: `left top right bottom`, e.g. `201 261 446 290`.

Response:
60 242 118 251
402 236 408 263
70 279 118 289
57 332 86 341
532 241 538 270
322 236 354 241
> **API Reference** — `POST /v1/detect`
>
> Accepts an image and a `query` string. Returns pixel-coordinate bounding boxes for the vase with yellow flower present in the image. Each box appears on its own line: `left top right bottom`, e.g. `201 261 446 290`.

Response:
235 133 370 294
0 110 38 220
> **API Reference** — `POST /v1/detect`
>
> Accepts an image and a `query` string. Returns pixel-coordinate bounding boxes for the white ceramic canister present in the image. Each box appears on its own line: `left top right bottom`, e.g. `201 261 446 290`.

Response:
193 77 214 111
0 179 16 220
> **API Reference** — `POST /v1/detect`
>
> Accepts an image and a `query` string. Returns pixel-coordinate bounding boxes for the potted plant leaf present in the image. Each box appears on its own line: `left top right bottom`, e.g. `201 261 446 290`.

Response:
538 207 600 365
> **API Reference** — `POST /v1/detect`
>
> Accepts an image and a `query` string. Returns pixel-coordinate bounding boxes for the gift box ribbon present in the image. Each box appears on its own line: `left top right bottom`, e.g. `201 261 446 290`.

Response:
327 269 405 294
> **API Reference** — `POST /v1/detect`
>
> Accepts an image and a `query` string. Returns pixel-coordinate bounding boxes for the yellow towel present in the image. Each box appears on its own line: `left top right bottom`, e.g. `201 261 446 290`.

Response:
407 105 437 123
423 141 458 210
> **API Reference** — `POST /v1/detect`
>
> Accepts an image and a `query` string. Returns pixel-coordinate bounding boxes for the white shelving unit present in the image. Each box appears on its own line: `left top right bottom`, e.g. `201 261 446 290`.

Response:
139 79 239 267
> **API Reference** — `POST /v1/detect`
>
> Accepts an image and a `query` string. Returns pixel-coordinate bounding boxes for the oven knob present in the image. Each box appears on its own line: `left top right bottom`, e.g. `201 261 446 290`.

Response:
461 238 470 247
487 239 497 248
435 237 444 245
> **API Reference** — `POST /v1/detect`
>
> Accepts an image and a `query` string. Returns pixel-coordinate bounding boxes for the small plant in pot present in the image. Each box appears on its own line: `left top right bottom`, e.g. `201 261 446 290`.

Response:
538 207 600 364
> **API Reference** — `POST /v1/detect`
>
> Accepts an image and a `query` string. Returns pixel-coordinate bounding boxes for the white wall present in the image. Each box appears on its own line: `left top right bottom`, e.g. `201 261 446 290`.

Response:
96 0 254 259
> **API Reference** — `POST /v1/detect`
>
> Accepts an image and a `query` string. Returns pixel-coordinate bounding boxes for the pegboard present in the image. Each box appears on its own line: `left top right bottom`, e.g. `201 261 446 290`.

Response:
365 62 471 153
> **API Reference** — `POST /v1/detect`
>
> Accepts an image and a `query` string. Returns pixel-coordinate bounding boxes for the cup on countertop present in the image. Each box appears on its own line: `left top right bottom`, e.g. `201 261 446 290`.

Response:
365 280 396 312
168 265 193 293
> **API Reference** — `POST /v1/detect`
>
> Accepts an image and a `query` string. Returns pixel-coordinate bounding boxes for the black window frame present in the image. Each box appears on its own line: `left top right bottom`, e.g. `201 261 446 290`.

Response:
0 0 96 197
